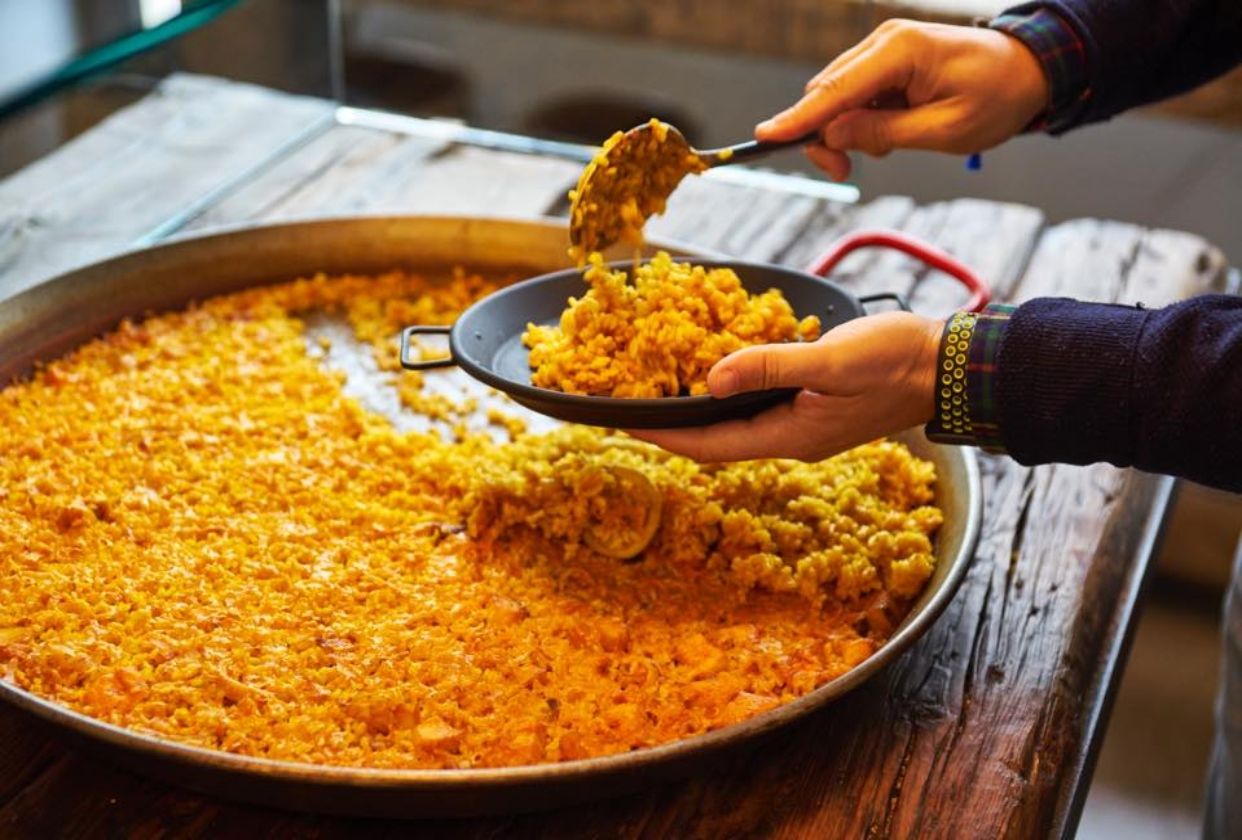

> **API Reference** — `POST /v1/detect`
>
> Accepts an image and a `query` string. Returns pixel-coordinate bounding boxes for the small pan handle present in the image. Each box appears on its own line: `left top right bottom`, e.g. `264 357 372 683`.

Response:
400 325 457 370
807 229 992 313
858 291 911 312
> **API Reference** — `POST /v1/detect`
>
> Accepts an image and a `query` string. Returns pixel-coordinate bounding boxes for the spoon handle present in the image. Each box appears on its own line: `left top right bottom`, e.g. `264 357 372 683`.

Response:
701 131 821 165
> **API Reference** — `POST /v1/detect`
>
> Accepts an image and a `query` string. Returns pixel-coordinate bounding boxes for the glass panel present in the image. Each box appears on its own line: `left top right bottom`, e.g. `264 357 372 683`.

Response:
0 0 337 177
0 0 241 119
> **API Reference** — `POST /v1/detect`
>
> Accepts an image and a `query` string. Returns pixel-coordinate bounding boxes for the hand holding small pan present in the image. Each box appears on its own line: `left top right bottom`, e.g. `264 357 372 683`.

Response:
630 310 944 463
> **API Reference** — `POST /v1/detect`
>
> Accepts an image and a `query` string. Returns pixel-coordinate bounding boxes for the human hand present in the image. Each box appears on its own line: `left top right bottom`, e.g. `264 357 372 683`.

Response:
628 312 944 462
757 19 1050 180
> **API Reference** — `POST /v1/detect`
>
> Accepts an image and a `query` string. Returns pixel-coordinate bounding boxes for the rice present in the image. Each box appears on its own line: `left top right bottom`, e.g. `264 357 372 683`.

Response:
0 268 940 769
524 252 821 397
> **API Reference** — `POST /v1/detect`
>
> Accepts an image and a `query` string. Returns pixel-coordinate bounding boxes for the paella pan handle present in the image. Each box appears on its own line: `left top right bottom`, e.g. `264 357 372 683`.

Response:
806 229 992 313
400 325 457 371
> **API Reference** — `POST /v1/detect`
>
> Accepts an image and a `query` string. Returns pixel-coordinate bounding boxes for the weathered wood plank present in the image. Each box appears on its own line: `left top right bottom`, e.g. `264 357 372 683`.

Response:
178 126 417 232
862 217 1185 839
646 177 797 254
0 746 226 838
776 193 915 270
841 199 955 300
908 199 1045 316
1117 227 1230 306
0 75 331 300
395 145 582 218
793 195 1043 317
182 131 582 231
726 193 823 263
1011 218 1146 303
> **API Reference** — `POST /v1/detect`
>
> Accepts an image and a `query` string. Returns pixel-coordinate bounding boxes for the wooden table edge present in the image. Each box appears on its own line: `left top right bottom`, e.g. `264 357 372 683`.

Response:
1054 473 1178 839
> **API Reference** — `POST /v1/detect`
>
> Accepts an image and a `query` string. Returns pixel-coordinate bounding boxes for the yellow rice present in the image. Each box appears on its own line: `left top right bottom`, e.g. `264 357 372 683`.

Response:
0 268 940 769
524 252 821 397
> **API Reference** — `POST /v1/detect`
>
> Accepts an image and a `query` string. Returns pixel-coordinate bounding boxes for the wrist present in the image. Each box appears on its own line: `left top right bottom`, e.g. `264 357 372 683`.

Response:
914 316 945 425
990 8 1091 133
994 29 1052 130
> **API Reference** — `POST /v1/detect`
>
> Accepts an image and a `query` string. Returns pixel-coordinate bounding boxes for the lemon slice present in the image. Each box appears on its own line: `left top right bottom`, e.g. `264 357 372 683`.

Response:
583 466 663 560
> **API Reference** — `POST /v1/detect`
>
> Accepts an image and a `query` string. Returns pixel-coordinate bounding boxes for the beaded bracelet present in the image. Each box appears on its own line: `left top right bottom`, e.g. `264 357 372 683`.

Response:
926 304 1017 450
936 311 977 437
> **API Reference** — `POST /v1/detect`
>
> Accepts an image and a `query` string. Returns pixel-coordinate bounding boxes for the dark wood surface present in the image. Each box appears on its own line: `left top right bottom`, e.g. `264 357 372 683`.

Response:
0 76 1231 839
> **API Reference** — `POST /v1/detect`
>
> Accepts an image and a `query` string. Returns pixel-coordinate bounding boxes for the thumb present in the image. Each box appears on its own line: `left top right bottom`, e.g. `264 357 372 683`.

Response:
708 341 830 398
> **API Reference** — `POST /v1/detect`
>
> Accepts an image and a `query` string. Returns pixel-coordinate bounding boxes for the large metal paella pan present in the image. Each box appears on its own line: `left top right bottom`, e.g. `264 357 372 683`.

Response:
0 217 981 818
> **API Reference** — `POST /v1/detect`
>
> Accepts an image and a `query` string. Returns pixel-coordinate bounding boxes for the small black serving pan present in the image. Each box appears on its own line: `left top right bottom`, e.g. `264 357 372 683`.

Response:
400 259 907 428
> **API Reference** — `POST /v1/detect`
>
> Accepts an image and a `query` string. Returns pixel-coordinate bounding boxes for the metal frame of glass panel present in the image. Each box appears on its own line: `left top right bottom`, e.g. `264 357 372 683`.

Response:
0 0 245 121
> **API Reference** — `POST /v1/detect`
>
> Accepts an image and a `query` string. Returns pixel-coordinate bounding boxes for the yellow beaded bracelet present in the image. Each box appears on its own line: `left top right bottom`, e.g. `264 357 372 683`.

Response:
937 311 977 436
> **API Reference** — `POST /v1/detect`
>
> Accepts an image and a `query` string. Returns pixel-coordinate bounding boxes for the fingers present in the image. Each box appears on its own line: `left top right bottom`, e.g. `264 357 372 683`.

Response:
628 401 808 463
707 340 832 398
803 39 872 93
822 103 969 156
757 64 906 142
756 25 914 141
804 144 852 181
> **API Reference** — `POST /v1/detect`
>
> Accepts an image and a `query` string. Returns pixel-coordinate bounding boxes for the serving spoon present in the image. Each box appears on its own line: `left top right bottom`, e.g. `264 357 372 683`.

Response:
673 126 822 166
568 121 818 257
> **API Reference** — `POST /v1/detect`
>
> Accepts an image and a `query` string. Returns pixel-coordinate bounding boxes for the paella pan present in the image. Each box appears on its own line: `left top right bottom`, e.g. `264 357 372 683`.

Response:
0 216 981 817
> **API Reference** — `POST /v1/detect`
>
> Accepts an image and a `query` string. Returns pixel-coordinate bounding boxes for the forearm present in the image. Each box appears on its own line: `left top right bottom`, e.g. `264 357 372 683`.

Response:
928 296 1242 492
993 0 1242 132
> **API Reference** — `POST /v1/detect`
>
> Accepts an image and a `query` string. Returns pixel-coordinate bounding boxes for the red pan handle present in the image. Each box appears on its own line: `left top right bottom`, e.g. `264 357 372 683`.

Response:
806 229 992 313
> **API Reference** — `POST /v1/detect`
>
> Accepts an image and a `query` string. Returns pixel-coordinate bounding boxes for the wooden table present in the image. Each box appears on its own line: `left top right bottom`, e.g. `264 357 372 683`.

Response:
0 75 1232 839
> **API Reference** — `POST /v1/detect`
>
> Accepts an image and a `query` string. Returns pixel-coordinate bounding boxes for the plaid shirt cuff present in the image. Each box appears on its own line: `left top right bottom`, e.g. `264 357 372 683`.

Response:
925 304 1016 453
990 8 1091 134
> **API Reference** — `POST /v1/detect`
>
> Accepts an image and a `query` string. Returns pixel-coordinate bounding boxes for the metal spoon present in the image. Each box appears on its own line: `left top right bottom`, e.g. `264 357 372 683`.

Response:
687 128 822 166
568 121 818 258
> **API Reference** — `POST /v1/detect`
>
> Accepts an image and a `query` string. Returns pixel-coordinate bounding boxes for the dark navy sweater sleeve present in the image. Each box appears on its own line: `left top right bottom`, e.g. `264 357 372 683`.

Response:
994 296 1242 491
999 0 1242 129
